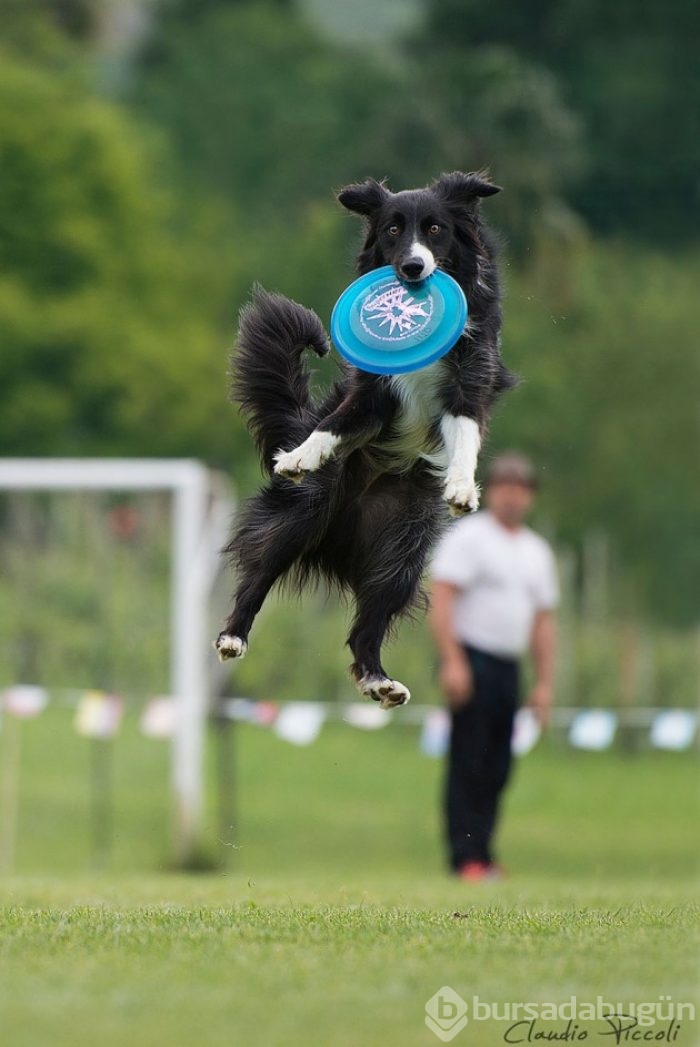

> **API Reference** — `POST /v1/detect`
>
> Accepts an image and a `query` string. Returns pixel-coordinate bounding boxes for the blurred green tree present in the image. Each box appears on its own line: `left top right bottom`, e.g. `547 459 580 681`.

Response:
422 0 700 242
0 52 238 463
133 4 405 211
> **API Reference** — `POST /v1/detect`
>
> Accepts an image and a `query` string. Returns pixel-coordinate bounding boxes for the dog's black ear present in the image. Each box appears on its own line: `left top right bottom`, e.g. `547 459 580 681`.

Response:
337 178 389 217
434 171 502 205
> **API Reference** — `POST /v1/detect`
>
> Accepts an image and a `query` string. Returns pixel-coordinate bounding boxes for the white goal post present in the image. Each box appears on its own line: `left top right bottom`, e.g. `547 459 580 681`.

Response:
0 458 234 865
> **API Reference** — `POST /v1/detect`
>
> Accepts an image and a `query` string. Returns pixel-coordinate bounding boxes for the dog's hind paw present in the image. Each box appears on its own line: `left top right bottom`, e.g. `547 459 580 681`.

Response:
444 474 480 516
358 675 411 710
215 633 248 662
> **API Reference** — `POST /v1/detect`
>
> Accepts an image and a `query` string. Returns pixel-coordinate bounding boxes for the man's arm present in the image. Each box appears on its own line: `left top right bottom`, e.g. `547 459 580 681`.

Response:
429 580 473 707
528 609 556 725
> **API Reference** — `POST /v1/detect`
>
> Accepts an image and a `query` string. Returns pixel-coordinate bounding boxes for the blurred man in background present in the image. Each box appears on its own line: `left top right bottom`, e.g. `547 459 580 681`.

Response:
429 452 558 881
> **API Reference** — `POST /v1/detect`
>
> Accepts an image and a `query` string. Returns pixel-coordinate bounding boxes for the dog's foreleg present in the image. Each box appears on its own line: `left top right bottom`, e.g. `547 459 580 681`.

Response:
440 414 482 515
273 387 384 483
273 430 341 483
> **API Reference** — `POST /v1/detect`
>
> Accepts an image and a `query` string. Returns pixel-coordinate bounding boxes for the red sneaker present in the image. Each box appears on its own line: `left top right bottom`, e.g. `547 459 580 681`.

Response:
456 861 506 881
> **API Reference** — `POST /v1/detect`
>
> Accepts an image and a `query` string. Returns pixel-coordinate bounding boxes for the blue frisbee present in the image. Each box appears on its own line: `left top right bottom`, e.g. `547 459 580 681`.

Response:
330 265 467 375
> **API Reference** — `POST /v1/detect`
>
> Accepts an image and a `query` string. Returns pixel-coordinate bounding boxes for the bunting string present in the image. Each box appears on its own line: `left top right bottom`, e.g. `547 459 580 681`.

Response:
0 686 696 754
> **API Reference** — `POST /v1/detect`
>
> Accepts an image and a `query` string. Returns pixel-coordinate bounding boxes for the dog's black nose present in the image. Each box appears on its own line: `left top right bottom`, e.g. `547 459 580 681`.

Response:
400 258 425 281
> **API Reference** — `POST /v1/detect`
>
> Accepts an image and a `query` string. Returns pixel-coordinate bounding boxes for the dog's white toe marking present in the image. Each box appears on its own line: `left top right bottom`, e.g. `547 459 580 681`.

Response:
273 430 340 480
215 634 247 662
358 675 411 709
444 472 480 515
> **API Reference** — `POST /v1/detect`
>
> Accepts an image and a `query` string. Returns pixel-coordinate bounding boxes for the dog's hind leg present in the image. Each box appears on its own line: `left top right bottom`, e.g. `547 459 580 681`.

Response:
348 597 414 709
215 485 327 661
215 558 272 661
345 474 442 708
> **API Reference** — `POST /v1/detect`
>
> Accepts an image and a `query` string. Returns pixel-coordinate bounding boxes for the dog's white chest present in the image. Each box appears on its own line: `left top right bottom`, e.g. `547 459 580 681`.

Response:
389 366 442 427
383 364 448 470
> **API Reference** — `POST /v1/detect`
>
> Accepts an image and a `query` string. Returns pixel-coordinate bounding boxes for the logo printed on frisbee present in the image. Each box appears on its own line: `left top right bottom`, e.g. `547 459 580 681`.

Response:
331 266 467 375
360 284 434 342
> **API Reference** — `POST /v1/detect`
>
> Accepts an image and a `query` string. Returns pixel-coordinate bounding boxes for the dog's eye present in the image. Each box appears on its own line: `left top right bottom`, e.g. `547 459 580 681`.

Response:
387 225 400 236
428 224 441 236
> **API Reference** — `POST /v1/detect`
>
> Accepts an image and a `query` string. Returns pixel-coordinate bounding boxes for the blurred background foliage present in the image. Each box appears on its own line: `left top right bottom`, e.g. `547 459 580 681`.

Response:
0 0 697 660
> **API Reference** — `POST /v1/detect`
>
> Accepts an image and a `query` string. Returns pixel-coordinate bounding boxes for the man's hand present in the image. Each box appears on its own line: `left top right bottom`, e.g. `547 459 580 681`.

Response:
439 653 474 709
527 681 553 726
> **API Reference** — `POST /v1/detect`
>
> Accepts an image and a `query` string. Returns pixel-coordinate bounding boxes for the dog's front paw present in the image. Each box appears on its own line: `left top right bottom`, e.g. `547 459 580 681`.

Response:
273 448 307 483
444 472 480 516
358 674 411 710
215 633 248 662
273 431 339 483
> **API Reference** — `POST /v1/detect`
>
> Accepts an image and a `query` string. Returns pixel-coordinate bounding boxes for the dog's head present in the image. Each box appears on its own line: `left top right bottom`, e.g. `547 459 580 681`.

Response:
337 171 501 283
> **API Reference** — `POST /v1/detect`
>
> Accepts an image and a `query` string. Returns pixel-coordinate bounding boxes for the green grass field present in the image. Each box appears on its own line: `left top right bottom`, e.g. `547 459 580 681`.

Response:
0 712 698 1046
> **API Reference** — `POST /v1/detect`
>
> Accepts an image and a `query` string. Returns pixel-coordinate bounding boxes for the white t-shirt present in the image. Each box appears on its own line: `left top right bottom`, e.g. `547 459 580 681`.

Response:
430 510 559 658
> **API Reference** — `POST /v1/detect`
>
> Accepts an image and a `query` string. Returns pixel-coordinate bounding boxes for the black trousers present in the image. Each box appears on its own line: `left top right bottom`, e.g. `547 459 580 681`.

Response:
444 644 520 869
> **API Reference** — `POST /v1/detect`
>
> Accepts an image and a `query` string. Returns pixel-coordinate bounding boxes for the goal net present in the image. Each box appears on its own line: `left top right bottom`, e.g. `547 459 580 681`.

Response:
0 459 233 867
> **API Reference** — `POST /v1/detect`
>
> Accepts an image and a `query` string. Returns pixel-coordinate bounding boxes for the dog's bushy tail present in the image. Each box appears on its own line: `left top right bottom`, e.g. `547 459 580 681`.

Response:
232 287 330 473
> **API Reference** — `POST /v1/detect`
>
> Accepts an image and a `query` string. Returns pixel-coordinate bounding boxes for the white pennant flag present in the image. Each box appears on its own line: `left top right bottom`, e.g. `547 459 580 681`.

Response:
343 703 392 730
273 702 325 746
140 696 178 739
74 691 123 739
649 710 697 751
420 708 450 757
569 709 617 751
3 685 49 719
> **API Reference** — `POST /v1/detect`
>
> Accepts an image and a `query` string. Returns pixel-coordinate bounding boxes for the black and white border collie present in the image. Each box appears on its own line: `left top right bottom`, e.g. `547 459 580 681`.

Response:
215 171 517 708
